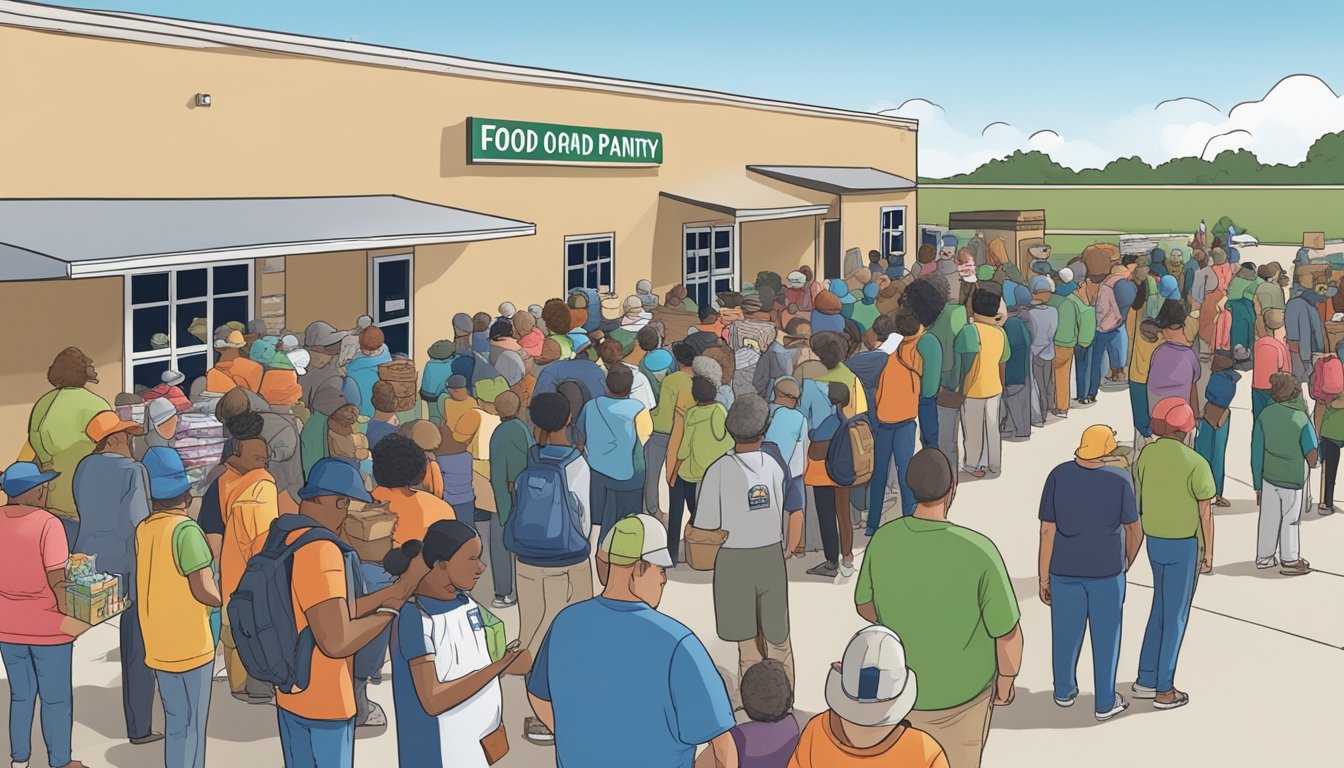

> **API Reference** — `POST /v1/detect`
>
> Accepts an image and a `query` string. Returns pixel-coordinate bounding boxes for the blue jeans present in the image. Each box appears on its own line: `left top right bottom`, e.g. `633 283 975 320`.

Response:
1 641 73 767
354 562 393 681
119 594 158 740
1137 536 1199 693
918 395 939 449
277 709 354 768
1074 344 1095 400
1129 382 1151 438
1091 326 1128 395
156 663 212 768
1252 388 1272 425
1051 573 1126 712
868 419 917 531
1195 417 1230 497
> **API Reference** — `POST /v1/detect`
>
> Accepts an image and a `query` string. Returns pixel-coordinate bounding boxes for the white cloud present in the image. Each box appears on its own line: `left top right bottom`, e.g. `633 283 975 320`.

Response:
878 75 1344 177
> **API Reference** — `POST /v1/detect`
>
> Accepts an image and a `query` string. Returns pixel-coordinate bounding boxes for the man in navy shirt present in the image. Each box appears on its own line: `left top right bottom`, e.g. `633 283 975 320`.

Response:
527 515 737 767
1038 425 1142 722
1195 353 1241 508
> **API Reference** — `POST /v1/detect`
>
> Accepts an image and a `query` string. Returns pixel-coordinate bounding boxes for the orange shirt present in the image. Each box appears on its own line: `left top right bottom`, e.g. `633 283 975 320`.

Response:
218 466 279 606
206 357 264 394
420 461 444 498
370 486 455 547
789 712 948 768
259 369 302 407
274 532 355 721
875 331 924 424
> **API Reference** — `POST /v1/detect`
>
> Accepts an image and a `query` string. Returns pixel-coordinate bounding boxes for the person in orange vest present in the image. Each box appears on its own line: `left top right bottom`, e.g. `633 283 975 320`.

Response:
206 330 263 394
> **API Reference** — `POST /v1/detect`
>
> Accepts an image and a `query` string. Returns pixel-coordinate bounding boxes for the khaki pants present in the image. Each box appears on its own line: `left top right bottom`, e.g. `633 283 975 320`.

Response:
219 614 271 698
906 686 993 768
960 395 1002 474
513 559 593 675
738 635 795 690
1052 346 1074 413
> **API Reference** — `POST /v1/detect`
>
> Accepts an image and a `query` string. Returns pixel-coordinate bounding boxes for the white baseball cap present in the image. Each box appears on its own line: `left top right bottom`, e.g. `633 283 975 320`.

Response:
599 514 673 568
825 626 919 728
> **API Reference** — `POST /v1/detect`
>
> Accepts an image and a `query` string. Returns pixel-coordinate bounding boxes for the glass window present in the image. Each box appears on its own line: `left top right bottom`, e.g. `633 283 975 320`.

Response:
132 305 170 354
881 206 907 262
213 264 250 295
177 268 208 300
213 295 250 329
564 235 614 292
684 226 734 306
125 261 252 391
131 272 169 305
176 301 208 349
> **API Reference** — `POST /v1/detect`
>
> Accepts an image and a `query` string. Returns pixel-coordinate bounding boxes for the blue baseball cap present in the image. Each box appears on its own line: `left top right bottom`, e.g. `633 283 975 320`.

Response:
143 447 191 501
297 458 373 503
0 462 59 499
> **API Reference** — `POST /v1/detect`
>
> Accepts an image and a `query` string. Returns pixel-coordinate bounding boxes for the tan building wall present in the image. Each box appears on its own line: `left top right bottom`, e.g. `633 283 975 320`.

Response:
740 217 819 284
284 251 370 332
0 278 123 461
840 191 918 264
0 20 915 442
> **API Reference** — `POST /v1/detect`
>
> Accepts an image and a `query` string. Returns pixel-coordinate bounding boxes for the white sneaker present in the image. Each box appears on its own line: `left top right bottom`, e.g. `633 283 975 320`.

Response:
839 561 855 577
1054 693 1076 708
1131 683 1157 699
1096 694 1129 721
1255 558 1280 570
13 761 30 768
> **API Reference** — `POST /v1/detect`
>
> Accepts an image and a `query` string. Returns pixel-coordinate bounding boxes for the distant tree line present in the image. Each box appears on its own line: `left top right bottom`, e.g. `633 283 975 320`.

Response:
924 130 1344 184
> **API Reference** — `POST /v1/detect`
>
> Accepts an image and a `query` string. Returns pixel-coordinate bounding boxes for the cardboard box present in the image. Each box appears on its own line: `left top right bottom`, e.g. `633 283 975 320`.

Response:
1304 232 1326 250
348 535 392 564
1327 321 1344 353
344 503 397 542
1296 263 1331 289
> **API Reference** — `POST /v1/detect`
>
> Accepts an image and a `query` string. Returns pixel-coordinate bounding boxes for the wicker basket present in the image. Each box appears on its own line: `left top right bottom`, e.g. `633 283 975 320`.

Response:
684 525 728 571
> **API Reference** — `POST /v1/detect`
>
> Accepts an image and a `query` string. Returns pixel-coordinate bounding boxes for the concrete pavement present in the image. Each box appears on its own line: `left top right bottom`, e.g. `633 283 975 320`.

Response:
4 373 1343 767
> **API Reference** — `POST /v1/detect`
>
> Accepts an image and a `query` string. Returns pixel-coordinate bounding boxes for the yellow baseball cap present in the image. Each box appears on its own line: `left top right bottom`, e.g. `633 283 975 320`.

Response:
1075 425 1117 460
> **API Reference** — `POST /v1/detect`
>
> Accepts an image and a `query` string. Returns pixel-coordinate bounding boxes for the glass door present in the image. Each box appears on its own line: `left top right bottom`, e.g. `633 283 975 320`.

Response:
372 254 412 356
683 225 734 308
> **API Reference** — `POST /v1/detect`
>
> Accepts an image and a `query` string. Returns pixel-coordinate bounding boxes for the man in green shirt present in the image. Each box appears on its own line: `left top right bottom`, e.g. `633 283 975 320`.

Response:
1046 267 1091 415
1251 372 1318 575
1132 397 1215 711
645 342 696 524
927 283 969 469
855 448 1021 768
488 391 533 608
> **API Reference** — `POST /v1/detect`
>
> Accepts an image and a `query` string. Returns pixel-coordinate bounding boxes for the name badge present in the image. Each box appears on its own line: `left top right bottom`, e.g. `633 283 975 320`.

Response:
467 608 484 631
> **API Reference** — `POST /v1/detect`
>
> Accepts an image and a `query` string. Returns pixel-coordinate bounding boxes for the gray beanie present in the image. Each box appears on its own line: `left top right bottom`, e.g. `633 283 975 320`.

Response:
725 393 770 440
691 356 723 387
452 313 473 335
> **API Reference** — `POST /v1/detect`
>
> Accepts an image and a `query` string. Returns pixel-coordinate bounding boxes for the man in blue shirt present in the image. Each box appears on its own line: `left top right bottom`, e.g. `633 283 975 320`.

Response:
527 515 736 768
576 366 651 543
1195 354 1241 508
1038 425 1142 721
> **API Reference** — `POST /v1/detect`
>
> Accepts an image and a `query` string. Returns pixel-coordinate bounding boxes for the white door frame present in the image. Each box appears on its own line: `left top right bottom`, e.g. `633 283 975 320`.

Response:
369 253 414 353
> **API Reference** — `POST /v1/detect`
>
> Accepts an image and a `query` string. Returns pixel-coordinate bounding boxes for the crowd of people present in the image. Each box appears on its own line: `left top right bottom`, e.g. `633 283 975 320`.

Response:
0 229 1334 768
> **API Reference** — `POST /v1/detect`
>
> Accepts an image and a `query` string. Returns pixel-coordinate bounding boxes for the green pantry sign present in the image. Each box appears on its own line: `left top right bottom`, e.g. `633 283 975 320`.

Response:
469 118 663 166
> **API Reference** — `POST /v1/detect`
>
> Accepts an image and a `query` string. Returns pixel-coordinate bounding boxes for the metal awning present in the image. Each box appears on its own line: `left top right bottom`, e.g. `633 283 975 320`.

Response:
660 177 830 223
747 165 916 195
0 195 536 280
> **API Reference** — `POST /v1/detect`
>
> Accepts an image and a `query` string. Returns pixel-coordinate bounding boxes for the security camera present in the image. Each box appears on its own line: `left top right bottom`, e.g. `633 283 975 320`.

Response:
194 93 212 107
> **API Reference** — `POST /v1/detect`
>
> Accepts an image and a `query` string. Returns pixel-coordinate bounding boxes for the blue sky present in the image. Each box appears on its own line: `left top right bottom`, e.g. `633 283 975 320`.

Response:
44 0 1344 175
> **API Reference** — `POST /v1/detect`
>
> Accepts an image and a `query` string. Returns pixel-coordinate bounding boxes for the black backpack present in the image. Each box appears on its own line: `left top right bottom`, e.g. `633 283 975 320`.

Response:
226 514 356 692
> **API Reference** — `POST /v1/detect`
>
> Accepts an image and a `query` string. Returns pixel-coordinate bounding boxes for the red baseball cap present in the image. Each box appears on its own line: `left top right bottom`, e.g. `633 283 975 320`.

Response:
1152 397 1196 433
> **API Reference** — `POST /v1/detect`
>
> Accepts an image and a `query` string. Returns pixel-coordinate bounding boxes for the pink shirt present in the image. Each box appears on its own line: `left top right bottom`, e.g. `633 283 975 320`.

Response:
1253 336 1292 390
0 506 72 645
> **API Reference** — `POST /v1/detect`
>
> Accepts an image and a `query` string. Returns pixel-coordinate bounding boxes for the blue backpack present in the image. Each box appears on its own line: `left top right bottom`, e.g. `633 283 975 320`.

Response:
504 445 589 565
825 410 876 487
226 514 356 692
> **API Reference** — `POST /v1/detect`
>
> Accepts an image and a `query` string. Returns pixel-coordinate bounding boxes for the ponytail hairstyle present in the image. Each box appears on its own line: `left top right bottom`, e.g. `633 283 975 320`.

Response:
381 520 480 577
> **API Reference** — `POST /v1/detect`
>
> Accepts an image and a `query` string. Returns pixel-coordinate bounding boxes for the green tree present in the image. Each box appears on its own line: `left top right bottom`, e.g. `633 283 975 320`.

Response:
926 130 1344 184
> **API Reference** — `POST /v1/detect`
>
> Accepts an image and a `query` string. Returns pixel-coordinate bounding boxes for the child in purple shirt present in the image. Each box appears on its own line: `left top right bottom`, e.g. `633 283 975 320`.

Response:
729 659 800 768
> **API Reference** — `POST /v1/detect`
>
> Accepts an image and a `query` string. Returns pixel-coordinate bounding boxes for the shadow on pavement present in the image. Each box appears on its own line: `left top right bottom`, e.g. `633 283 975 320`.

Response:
1211 560 1281 579
991 688 1160 730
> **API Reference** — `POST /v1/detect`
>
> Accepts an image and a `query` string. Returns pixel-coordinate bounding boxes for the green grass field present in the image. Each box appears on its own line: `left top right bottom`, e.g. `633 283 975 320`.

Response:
920 187 1344 246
